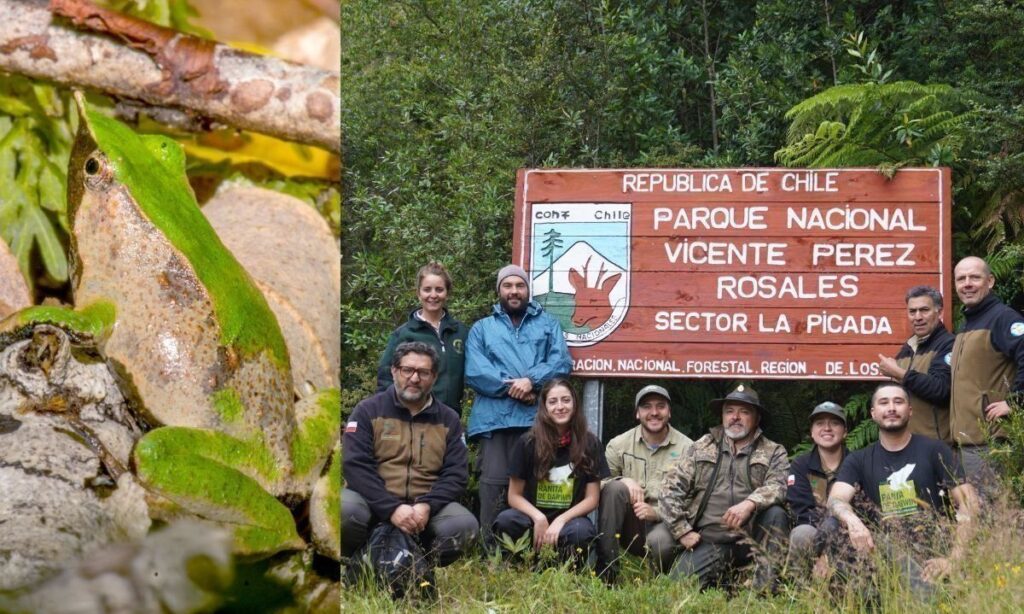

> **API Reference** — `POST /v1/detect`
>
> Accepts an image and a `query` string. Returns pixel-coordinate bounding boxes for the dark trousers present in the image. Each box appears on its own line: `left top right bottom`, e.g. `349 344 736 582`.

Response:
493 508 596 567
670 504 789 589
477 428 528 546
596 480 677 573
341 488 478 566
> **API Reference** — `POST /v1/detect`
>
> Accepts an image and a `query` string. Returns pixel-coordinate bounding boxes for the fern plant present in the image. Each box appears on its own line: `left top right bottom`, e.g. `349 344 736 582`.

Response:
775 81 974 170
775 32 975 171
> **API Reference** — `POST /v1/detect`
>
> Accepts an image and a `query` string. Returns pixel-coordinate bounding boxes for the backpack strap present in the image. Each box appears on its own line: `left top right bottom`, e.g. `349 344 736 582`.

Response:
693 438 726 524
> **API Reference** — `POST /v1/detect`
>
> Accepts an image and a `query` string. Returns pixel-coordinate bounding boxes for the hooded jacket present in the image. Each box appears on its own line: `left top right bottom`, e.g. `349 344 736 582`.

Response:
465 300 572 438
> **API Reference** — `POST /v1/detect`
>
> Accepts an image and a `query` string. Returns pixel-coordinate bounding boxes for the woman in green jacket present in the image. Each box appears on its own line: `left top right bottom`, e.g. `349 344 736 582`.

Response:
377 262 469 413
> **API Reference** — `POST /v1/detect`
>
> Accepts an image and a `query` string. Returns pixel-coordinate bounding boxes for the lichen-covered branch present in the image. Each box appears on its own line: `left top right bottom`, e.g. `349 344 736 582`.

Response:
0 0 339 152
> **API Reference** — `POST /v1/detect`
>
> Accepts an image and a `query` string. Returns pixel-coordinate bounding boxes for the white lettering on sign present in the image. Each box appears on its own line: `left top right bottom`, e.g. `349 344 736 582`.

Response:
654 311 749 332
780 171 839 192
786 207 926 231
616 358 681 372
807 313 893 335
573 358 614 371
685 360 753 374
653 206 767 230
663 240 787 265
623 173 733 193
716 274 859 300
811 243 916 267
760 360 808 374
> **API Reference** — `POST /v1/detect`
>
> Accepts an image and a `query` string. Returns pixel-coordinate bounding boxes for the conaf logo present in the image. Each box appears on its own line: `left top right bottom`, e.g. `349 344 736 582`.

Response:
529 203 630 347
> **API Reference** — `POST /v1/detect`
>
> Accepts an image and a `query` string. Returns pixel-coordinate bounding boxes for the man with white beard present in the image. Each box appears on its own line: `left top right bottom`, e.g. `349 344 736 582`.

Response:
659 385 790 591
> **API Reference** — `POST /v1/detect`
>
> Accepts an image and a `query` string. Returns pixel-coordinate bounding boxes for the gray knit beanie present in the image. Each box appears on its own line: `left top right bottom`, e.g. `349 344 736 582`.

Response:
496 264 529 291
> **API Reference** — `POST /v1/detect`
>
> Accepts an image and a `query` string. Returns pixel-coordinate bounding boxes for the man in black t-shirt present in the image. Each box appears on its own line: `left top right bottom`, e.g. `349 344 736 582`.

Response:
828 383 979 595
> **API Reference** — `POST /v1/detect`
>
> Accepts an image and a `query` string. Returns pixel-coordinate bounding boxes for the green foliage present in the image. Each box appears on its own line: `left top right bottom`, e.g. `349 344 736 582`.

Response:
0 80 73 289
0 0 206 295
841 393 878 451
775 80 974 168
988 401 1024 506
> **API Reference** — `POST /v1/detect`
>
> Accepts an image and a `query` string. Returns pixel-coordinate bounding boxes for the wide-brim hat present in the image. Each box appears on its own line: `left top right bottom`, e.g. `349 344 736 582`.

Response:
707 384 764 414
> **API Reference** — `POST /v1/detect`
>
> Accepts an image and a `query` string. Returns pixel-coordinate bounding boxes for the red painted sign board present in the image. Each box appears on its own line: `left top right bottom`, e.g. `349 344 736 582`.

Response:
512 168 952 380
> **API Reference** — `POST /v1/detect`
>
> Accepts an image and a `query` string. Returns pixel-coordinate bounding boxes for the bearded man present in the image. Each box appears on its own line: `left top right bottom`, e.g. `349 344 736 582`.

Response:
659 385 790 590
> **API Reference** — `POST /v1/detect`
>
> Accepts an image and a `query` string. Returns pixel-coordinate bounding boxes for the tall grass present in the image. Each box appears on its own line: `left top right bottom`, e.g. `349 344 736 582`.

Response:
342 491 1024 613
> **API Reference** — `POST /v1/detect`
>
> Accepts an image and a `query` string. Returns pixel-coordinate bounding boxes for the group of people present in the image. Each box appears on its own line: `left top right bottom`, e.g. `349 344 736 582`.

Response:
341 255 1024 594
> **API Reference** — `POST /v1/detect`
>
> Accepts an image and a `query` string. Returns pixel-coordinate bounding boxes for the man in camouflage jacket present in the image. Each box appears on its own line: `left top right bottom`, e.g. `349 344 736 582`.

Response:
659 384 790 590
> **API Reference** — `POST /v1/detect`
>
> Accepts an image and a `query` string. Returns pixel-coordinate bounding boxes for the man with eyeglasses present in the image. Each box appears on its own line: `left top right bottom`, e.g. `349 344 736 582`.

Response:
342 341 478 566
596 385 693 583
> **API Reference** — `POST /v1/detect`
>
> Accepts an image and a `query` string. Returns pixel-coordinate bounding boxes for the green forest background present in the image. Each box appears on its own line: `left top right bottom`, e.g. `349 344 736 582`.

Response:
341 0 1024 451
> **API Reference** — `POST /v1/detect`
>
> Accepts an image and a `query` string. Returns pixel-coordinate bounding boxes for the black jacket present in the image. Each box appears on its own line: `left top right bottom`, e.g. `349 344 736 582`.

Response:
895 324 954 442
786 445 847 527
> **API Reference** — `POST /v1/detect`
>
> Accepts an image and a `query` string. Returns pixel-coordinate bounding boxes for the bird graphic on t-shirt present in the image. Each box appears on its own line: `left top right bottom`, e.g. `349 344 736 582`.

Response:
548 464 573 484
886 464 915 489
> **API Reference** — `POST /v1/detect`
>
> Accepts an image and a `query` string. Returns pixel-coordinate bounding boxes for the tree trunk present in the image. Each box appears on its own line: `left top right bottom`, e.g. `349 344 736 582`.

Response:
0 0 339 152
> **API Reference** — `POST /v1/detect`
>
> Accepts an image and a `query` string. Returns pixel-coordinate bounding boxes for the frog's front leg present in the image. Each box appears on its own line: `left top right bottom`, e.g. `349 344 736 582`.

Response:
0 302 116 345
133 427 305 556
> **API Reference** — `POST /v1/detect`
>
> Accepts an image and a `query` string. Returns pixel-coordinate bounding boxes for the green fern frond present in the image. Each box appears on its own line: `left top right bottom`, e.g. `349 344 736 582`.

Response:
777 80 974 169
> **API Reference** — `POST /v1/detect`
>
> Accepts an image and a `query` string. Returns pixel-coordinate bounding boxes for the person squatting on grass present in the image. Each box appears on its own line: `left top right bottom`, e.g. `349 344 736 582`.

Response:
827 383 980 599
659 385 791 591
596 384 694 582
342 342 478 567
466 265 573 546
492 378 610 568
786 401 849 568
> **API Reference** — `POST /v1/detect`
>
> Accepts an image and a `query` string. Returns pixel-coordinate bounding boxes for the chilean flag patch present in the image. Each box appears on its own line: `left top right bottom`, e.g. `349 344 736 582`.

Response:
345 421 358 433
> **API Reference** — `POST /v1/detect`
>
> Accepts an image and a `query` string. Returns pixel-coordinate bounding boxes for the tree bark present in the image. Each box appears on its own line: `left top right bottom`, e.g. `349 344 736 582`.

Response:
0 0 339 152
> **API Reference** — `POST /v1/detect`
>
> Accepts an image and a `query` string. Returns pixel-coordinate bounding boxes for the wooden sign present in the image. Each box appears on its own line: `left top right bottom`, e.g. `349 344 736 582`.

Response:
512 168 952 380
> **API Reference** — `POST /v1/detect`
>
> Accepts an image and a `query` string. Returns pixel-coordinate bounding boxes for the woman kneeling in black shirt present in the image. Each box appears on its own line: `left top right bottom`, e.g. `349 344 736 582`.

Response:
492 378 609 568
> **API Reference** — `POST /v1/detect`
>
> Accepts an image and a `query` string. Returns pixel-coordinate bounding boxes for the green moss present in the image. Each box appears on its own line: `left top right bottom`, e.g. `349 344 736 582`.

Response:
291 388 341 476
79 108 289 373
212 388 245 424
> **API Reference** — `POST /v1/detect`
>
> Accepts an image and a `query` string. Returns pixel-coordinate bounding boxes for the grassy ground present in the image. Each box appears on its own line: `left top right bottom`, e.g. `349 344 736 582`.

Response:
341 494 1024 613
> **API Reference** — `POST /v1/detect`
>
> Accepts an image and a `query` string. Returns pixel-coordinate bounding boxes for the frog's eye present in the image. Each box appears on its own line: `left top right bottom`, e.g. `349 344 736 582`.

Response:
85 158 100 175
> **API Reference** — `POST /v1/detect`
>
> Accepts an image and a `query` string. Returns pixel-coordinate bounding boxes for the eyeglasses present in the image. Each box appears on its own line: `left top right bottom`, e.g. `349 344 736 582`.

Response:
396 366 433 379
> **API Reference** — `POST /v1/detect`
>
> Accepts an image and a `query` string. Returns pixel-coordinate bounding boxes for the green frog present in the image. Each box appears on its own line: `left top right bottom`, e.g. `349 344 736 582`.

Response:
0 93 340 558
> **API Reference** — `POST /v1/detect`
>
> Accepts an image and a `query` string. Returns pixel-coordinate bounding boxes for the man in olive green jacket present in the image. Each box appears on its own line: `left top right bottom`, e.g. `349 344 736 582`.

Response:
659 385 790 590
597 385 693 581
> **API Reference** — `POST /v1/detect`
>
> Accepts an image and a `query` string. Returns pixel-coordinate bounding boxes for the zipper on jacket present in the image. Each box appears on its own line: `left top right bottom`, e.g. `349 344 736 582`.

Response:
418 432 426 467
405 421 414 500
